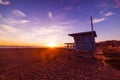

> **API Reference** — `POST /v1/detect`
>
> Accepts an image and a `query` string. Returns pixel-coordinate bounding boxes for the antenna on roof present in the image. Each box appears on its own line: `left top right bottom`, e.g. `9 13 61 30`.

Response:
90 16 96 53
90 16 94 40
90 16 94 32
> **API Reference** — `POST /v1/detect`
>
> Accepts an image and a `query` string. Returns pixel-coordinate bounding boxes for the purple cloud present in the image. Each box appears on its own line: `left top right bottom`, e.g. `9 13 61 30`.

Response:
114 0 120 8
0 0 10 5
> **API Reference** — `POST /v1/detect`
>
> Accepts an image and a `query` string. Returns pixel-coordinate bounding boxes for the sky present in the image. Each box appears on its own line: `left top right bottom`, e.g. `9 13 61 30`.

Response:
0 0 120 47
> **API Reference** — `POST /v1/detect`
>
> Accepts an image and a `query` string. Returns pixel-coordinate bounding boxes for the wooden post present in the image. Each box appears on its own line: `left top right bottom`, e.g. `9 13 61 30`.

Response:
90 16 96 55
90 16 96 56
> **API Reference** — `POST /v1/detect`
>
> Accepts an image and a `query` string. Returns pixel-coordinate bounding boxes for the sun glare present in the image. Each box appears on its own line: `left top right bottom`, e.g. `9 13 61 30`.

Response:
48 42 56 48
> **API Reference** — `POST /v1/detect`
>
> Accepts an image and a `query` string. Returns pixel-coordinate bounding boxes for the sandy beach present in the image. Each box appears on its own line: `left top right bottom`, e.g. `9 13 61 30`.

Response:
0 48 120 80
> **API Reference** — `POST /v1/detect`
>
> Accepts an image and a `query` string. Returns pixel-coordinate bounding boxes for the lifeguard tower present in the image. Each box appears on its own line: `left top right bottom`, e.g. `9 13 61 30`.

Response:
65 17 97 59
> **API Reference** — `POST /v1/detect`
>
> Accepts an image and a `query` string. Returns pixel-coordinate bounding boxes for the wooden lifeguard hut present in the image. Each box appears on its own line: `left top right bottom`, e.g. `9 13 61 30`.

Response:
65 17 97 59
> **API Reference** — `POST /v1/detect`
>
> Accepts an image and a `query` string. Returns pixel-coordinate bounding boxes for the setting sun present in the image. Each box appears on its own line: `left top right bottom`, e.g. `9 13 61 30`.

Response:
48 42 56 48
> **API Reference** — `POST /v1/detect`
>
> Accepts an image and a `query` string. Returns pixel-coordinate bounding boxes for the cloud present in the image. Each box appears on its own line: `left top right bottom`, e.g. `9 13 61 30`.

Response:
27 25 72 44
19 20 30 24
0 14 2 18
34 25 72 35
0 0 10 5
13 10 26 17
0 29 6 34
34 26 62 34
48 11 53 20
0 24 24 43
114 0 120 8
104 12 114 17
0 24 21 33
3 18 30 24
0 10 29 25
93 18 107 24
100 11 104 14
0 24 72 45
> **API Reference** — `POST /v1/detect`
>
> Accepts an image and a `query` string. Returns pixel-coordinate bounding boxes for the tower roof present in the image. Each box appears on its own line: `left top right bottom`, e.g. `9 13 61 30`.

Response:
68 31 97 37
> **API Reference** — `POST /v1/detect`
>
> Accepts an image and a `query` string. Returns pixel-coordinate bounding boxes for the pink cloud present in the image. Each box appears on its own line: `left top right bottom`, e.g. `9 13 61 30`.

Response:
104 12 115 17
114 0 120 8
93 18 107 24
13 10 26 17
48 11 53 20
0 0 10 5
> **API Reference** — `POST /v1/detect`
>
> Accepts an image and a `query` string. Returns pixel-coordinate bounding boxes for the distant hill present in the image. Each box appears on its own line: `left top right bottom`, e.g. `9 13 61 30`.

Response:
96 40 120 48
